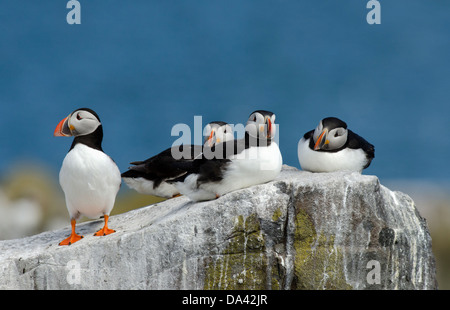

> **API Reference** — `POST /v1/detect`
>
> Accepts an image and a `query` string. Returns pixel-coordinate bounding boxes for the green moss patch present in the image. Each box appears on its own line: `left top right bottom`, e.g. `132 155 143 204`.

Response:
293 207 352 290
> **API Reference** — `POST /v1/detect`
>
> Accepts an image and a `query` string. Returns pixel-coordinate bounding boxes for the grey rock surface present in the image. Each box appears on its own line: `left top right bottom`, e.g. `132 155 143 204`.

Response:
0 166 437 289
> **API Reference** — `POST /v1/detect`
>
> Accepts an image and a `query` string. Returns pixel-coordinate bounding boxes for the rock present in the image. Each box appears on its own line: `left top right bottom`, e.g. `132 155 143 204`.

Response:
0 165 437 290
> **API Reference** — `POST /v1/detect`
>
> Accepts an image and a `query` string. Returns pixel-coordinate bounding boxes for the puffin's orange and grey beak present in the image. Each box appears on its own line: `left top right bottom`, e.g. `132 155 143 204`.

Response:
314 129 329 150
54 116 73 137
206 130 215 147
266 117 273 139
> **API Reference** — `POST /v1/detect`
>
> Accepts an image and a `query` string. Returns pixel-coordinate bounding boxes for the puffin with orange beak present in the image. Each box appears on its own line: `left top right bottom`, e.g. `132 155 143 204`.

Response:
121 121 234 198
171 110 282 202
54 108 121 245
298 117 375 173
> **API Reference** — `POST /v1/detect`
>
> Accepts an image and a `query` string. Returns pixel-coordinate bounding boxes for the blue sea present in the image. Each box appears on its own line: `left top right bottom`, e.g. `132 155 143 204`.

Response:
1 1 450 184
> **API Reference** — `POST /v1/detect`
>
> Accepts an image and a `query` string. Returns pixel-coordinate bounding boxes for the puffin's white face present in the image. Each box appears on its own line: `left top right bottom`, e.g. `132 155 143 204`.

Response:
203 123 234 147
54 109 101 137
245 111 276 139
313 117 348 151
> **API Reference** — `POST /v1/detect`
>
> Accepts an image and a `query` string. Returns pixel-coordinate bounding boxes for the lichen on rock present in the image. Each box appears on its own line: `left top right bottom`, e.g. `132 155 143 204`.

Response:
292 207 352 290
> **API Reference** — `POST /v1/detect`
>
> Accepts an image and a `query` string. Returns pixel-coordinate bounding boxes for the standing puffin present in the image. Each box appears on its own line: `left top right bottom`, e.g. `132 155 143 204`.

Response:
298 117 375 173
121 121 234 198
172 110 283 202
54 108 121 245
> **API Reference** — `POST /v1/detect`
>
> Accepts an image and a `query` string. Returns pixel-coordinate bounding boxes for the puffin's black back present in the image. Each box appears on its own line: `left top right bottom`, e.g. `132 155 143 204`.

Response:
347 130 375 169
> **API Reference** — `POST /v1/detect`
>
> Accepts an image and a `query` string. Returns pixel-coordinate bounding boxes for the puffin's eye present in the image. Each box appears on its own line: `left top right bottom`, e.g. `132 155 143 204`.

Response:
335 128 345 137
77 113 82 120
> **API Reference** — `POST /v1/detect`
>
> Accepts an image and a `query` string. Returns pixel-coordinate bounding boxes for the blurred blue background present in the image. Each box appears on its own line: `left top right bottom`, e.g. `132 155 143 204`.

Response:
0 0 449 182
0 0 449 288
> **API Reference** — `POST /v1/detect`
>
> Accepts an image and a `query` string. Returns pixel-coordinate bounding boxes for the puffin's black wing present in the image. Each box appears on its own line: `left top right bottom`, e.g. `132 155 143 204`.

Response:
195 158 232 184
347 130 375 169
127 147 173 171
121 144 203 187
167 157 231 186
167 141 234 185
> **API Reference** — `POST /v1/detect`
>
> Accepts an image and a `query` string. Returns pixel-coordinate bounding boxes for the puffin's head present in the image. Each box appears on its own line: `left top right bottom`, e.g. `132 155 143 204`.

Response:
203 121 234 147
245 110 276 140
54 108 102 137
313 117 348 151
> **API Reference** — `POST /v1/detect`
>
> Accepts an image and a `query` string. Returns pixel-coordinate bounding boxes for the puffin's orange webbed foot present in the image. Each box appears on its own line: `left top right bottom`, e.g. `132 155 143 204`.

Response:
94 227 116 236
93 215 116 236
59 233 84 246
59 219 83 246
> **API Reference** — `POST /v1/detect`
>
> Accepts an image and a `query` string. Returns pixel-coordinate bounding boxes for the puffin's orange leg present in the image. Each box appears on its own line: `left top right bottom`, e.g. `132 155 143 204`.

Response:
59 219 84 246
172 193 182 198
94 215 116 236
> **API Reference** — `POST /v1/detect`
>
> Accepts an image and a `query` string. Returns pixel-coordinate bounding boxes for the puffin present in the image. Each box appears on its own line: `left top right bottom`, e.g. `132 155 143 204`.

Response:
54 108 121 245
121 121 234 198
171 110 283 202
297 117 375 173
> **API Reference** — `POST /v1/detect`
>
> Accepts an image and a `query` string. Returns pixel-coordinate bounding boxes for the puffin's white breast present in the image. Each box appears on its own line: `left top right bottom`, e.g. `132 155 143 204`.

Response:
297 137 368 173
223 142 283 188
59 144 121 219
122 177 179 198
